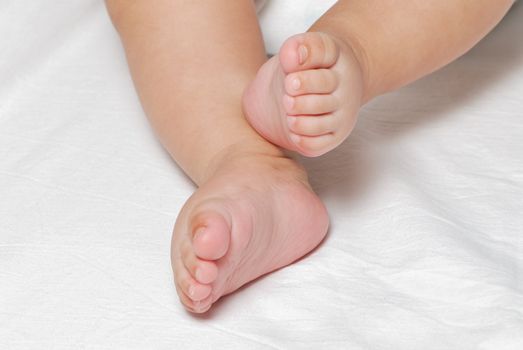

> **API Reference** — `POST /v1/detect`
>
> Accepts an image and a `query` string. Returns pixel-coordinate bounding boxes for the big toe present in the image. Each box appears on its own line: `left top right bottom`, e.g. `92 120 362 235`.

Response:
279 32 340 73
191 209 231 261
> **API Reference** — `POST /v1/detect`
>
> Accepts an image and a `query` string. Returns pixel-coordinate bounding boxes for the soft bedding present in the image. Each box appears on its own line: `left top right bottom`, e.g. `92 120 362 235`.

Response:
1 1 522 349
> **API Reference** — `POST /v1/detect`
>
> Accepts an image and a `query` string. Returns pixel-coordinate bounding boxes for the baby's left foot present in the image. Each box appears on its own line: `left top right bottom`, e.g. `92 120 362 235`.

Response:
243 32 365 157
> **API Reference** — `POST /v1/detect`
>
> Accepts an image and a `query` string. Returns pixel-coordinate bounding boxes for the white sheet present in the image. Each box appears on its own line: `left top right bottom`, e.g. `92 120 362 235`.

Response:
1 1 522 349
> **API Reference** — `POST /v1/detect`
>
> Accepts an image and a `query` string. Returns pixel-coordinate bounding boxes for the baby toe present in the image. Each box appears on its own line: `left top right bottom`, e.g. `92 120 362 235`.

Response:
287 115 336 137
279 32 340 73
183 276 213 303
284 94 338 116
285 69 338 96
181 243 219 284
290 133 340 158
174 258 212 302
191 210 231 261
192 293 214 314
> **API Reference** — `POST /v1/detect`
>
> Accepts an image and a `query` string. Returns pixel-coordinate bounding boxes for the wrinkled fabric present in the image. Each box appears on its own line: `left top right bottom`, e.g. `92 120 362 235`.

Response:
0 1 522 349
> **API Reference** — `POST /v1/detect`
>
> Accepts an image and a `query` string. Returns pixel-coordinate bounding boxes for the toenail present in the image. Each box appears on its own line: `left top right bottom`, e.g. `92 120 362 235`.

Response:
195 268 203 282
290 133 301 145
194 227 206 241
292 78 301 91
287 116 297 128
283 95 295 111
298 45 308 64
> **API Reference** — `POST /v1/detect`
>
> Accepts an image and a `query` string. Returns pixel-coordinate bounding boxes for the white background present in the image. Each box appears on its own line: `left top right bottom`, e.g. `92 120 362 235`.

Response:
1 1 522 349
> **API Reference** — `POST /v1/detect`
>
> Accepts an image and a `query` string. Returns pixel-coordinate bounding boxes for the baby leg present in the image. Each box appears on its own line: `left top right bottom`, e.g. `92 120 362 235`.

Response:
243 0 515 157
106 0 329 313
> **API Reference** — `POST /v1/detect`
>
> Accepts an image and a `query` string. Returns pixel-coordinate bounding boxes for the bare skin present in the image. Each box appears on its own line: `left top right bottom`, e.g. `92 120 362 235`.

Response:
243 32 364 157
244 0 516 157
106 0 515 313
105 0 328 314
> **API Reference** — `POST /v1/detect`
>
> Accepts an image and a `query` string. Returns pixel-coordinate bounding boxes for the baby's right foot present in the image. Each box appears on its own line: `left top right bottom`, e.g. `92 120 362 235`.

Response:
243 32 366 157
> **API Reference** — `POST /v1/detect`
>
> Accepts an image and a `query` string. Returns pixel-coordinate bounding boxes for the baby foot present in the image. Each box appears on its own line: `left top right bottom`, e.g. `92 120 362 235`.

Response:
171 152 329 313
243 32 365 157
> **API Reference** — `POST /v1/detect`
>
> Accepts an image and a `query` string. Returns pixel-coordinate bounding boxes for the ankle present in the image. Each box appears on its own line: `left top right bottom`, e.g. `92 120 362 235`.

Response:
202 140 309 187
201 139 281 182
